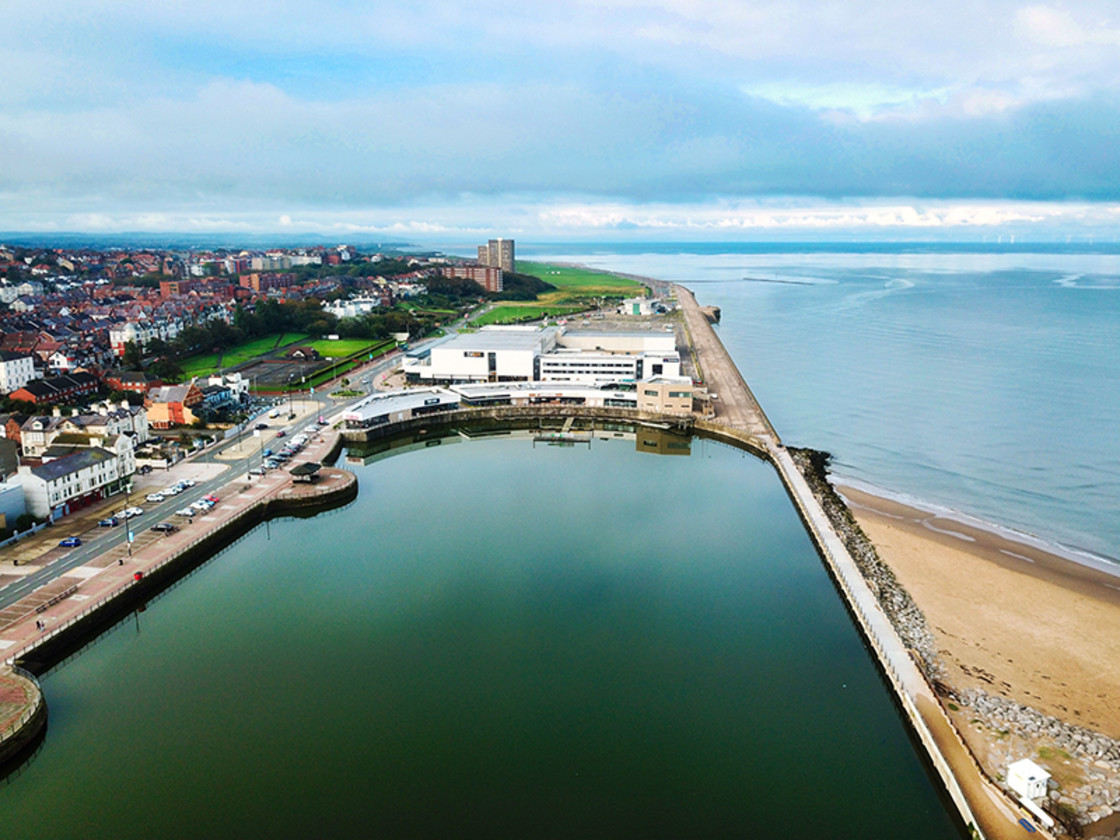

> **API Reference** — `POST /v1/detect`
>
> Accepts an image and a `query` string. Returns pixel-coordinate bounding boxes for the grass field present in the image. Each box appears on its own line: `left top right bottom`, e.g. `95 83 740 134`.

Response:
306 338 390 358
520 261 645 302
178 333 308 378
473 304 586 326
178 353 222 379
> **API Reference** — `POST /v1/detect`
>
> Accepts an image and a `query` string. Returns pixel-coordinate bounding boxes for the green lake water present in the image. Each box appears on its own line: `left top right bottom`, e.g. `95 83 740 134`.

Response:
0 431 964 838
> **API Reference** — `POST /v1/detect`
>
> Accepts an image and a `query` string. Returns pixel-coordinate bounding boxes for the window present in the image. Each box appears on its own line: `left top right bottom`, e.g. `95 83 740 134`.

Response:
644 390 658 396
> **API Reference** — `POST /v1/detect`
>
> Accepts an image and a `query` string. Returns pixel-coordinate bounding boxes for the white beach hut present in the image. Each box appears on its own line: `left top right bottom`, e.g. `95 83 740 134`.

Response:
1007 758 1051 800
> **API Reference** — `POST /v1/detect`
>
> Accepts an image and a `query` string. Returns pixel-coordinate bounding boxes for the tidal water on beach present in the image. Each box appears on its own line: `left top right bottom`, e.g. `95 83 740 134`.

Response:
0 435 964 838
527 244 1120 565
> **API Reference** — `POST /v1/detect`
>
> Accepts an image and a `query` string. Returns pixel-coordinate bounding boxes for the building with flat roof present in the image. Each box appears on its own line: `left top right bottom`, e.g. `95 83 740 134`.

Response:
477 238 515 273
342 388 461 430
404 327 680 386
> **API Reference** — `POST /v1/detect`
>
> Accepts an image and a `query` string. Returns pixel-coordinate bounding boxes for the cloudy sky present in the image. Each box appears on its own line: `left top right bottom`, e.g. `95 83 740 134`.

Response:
3 0 1120 239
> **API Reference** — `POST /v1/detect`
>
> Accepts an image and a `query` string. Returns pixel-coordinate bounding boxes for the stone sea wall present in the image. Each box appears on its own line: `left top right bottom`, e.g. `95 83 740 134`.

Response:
788 445 1120 834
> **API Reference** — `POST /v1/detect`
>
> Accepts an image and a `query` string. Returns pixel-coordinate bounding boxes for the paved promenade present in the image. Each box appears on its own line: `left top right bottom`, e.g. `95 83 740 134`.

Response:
0 425 350 670
675 284 1050 840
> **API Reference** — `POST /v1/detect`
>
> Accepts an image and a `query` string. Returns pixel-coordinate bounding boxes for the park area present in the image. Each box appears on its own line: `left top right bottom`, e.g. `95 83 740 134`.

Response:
468 262 646 326
178 334 396 391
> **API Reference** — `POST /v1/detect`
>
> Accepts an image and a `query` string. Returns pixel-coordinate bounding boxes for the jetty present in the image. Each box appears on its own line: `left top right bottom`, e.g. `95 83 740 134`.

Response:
674 284 1046 840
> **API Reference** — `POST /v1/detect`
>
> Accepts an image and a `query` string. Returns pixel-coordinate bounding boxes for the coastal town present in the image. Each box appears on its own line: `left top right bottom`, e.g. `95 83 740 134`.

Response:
0 240 1117 840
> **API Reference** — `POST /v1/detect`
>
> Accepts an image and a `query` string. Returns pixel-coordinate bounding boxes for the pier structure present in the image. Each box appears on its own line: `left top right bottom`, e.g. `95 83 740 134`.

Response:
673 284 1046 840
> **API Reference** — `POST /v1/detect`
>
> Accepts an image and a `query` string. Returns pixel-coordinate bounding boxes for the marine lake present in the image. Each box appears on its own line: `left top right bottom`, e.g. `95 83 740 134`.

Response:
0 429 964 839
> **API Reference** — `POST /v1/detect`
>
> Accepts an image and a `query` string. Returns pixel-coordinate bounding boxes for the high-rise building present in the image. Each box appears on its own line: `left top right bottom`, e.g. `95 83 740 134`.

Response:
478 238 514 273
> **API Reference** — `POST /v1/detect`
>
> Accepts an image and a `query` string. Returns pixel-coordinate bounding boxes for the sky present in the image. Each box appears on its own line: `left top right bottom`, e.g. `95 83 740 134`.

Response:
2 0 1120 240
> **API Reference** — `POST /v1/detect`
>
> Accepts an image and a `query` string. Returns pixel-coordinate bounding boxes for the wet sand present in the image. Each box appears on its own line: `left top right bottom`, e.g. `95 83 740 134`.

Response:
840 485 1120 739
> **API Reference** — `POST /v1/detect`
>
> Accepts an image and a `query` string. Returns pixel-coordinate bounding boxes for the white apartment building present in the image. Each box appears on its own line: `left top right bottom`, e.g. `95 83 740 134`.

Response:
18 446 131 520
0 352 36 394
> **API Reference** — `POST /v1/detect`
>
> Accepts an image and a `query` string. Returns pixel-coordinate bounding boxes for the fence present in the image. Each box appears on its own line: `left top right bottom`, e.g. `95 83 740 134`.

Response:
4 497 265 670
0 521 49 551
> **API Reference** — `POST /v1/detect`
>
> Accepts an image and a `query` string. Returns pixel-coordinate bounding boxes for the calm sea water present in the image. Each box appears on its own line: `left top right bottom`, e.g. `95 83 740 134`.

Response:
0 434 964 839
525 244 1120 564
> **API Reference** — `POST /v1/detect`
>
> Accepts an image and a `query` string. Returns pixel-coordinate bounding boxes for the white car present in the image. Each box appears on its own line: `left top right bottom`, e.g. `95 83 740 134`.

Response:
145 493 165 503
124 506 144 518
180 479 197 487
165 486 182 495
190 500 212 512
174 508 195 517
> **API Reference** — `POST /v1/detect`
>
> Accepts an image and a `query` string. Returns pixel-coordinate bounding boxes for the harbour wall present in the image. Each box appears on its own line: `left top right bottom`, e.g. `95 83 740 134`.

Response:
10 471 357 678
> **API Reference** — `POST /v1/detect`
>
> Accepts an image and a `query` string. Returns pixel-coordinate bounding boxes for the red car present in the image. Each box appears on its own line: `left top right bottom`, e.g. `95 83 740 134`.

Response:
204 494 220 503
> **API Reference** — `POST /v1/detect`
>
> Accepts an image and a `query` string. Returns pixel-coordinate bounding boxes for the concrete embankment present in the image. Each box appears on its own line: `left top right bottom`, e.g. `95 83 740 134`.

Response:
341 404 696 445
10 469 357 677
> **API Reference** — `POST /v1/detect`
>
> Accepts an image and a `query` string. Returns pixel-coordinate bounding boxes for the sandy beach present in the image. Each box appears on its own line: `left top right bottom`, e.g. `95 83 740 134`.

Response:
839 485 1120 740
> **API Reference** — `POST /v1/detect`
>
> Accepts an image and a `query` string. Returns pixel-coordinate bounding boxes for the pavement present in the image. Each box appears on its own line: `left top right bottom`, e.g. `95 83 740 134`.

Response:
674 285 778 445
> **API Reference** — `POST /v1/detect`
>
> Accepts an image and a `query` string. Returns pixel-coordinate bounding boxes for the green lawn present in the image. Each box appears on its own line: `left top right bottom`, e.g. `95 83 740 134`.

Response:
306 338 389 358
520 261 646 296
473 304 586 326
178 353 223 379
276 332 310 348
178 333 305 378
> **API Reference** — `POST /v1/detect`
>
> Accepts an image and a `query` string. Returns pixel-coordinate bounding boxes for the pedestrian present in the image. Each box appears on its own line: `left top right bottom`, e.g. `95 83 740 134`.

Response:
118 558 123 566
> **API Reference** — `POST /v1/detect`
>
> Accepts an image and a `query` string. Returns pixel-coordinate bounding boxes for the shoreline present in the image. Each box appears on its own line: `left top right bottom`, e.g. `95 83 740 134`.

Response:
839 484 1120 613
836 476 1120 582
839 483 1120 742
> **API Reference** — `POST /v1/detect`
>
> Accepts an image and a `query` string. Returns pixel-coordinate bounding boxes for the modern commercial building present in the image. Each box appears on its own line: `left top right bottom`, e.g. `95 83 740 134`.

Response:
477 238 515 273
342 388 460 430
403 327 681 386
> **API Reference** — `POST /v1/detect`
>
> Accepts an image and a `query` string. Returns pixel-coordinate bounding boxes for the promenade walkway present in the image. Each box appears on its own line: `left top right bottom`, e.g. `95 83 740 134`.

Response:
675 284 1050 840
0 422 352 746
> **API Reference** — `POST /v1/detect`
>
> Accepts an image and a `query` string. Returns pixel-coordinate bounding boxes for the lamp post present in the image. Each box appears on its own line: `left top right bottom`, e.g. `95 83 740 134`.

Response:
287 373 294 418
123 480 134 558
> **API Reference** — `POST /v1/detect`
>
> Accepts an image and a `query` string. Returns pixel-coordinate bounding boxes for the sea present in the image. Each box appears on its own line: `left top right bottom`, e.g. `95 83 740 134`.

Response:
515 243 1120 568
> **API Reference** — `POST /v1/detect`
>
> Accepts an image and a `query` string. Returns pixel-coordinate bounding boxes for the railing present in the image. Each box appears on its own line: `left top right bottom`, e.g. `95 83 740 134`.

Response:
0 665 43 747
4 498 265 669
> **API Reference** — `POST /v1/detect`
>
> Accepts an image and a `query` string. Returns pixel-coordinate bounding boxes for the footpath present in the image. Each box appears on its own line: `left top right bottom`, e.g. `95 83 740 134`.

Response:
674 284 1047 840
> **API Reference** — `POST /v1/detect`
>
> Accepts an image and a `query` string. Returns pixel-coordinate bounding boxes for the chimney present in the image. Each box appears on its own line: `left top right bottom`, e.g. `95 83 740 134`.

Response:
52 406 61 418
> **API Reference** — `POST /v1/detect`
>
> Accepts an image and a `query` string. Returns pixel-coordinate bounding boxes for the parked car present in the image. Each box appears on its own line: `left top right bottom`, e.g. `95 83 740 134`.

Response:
59 537 82 547
150 522 178 533
174 508 195 518
164 486 182 495
190 500 212 512
203 494 220 503
256 422 269 430
250 467 266 476
98 517 120 528
178 479 197 488
275 430 286 438
125 507 144 518
145 493 165 503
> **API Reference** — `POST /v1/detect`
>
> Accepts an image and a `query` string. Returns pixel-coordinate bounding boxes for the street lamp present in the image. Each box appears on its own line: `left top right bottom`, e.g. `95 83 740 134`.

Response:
287 373 294 418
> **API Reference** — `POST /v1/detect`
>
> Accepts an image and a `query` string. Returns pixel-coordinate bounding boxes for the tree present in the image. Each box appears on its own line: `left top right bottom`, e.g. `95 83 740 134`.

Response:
122 340 143 371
